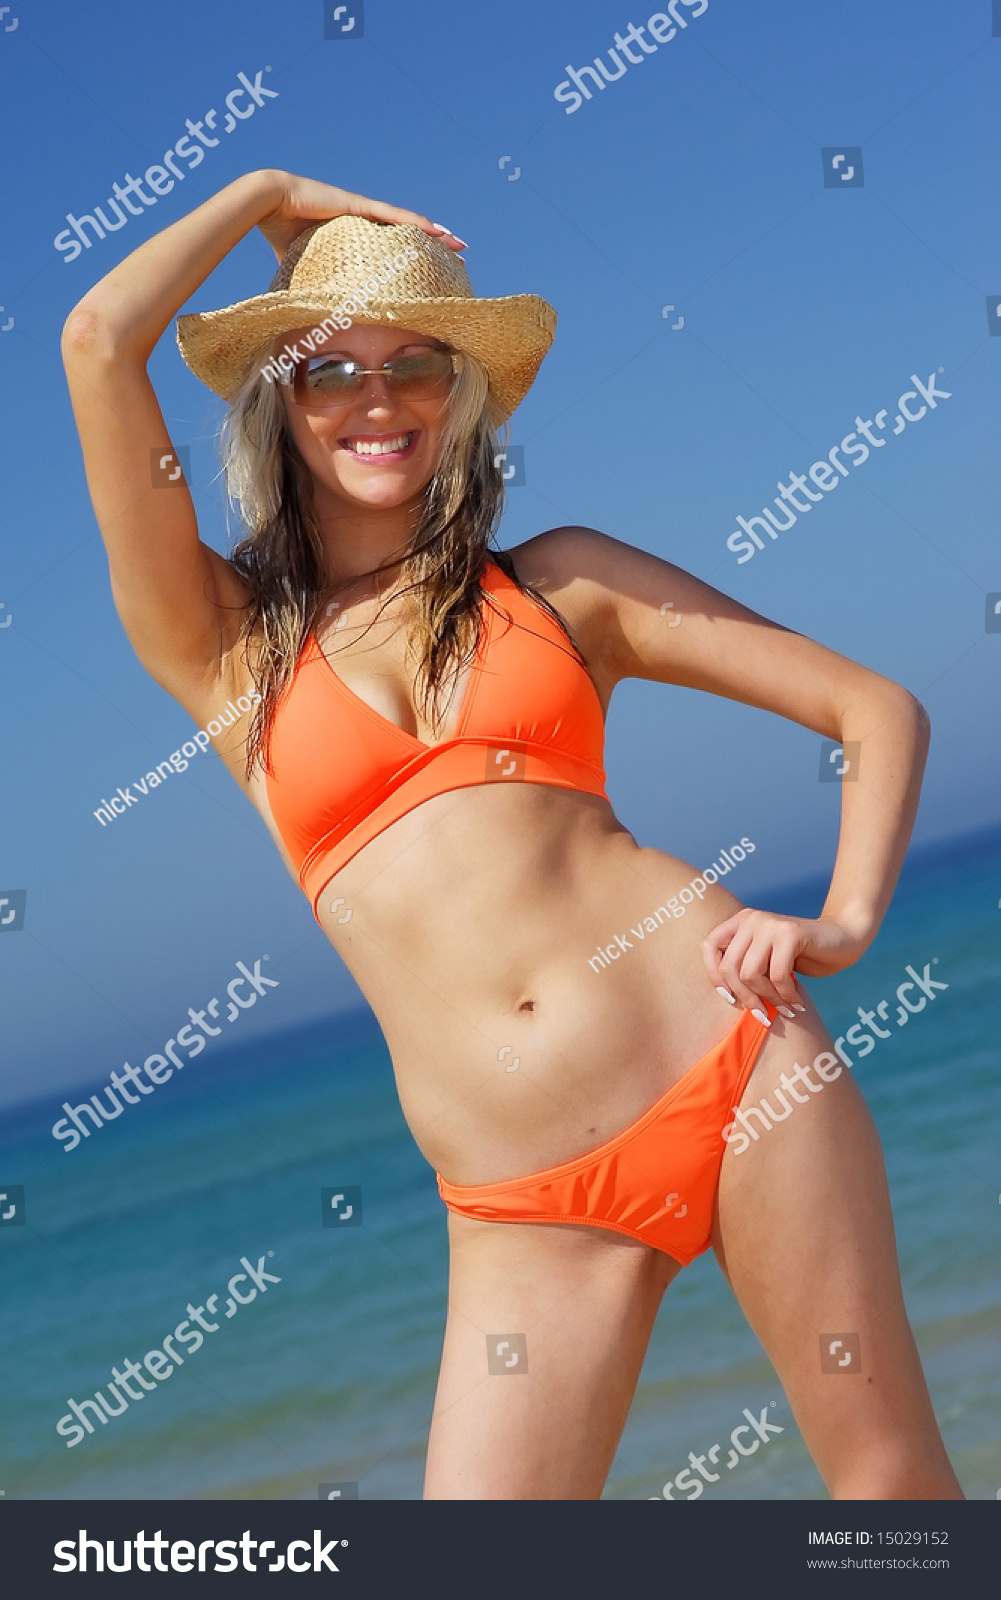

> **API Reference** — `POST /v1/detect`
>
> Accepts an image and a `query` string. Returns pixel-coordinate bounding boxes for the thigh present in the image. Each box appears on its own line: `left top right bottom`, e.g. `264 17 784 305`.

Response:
424 1212 680 1500
713 1000 962 1499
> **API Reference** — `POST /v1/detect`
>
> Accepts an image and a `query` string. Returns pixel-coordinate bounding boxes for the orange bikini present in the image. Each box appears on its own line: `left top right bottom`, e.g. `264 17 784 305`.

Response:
266 560 771 1265
438 1006 772 1265
266 561 608 916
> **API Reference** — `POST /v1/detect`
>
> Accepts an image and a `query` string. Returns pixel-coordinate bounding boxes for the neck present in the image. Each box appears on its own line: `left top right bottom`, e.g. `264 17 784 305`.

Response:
311 477 423 588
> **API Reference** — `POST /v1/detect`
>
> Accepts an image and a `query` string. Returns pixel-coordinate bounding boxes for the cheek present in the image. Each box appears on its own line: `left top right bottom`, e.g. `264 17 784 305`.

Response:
413 398 451 448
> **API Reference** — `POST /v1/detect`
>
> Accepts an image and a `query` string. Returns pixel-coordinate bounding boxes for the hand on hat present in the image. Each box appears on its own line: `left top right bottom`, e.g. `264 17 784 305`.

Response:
257 171 467 262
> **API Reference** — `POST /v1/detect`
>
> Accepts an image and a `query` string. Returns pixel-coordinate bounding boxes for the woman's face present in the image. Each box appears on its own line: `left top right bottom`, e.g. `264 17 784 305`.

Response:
276 323 454 516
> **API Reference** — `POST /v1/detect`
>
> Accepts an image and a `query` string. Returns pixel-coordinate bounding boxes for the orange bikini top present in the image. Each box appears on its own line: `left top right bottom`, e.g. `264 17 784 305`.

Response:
266 560 609 918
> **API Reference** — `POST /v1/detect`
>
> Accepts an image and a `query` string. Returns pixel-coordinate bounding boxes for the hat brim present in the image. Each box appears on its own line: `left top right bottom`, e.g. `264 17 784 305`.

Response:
176 291 556 419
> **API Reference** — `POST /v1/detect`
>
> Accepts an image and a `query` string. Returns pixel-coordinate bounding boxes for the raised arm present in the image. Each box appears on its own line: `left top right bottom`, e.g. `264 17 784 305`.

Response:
518 527 929 1015
60 169 463 703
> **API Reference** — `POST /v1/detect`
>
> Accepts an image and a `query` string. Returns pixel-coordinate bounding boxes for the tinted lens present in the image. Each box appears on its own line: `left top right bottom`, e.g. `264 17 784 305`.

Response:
294 351 455 405
382 352 455 396
302 359 365 397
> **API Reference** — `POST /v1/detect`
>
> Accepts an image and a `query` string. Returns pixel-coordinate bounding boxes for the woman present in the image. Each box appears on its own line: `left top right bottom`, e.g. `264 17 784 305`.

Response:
62 169 962 1501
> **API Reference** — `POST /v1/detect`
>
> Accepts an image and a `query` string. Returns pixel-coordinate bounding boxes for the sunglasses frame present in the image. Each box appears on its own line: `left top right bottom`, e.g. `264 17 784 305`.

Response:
286 348 459 408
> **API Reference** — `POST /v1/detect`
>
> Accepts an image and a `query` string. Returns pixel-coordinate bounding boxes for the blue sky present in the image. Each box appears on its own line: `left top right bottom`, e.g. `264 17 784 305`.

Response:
0 0 998 1108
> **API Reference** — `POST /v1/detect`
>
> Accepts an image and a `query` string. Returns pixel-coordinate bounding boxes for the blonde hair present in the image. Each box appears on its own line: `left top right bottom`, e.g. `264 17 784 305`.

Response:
220 344 575 777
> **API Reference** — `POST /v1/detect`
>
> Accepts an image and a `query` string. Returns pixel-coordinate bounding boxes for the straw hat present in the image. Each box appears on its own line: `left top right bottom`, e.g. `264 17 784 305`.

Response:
176 214 557 419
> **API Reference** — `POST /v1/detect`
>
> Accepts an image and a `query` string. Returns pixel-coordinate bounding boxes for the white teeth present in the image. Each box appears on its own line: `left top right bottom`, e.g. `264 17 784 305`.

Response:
347 432 412 455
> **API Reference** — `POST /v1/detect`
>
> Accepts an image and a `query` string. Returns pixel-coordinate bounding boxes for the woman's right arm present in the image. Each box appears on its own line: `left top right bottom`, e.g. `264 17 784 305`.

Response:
60 169 457 703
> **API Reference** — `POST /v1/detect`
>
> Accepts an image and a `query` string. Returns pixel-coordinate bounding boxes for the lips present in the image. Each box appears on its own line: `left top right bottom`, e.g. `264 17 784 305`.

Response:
339 431 418 461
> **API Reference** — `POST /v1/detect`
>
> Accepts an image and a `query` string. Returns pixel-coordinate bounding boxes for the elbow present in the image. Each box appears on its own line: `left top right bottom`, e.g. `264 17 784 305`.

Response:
912 693 931 746
60 301 124 369
880 682 930 753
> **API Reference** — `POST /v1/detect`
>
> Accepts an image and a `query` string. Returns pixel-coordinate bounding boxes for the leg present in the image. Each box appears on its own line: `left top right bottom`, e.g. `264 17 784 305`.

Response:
424 1213 680 1499
714 1001 963 1500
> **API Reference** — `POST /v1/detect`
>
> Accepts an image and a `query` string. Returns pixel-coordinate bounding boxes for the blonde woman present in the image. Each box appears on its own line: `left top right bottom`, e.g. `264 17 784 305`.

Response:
62 170 962 1501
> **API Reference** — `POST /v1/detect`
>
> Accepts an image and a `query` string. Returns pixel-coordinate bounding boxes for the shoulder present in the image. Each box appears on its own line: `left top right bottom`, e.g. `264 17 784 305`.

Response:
505 525 622 588
502 526 691 655
505 524 692 591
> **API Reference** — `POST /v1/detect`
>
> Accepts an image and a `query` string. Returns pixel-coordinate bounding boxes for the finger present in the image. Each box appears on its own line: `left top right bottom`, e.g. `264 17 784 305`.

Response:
767 943 809 1014
701 916 747 1003
343 194 468 249
733 938 790 1014
717 926 770 1019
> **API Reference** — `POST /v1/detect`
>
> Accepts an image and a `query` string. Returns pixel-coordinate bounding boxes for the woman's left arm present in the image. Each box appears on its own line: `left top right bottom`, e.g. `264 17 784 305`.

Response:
522 527 930 1016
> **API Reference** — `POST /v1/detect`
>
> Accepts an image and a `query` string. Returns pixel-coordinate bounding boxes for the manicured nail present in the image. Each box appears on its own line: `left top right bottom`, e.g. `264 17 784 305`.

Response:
779 1006 796 1019
751 1008 771 1027
793 1004 807 1013
431 222 468 247
716 986 737 1005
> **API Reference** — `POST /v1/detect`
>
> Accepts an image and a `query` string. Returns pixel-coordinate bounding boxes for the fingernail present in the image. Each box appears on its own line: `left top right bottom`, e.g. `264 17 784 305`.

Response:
779 1006 796 1019
793 1004 807 1013
431 222 468 248
751 1009 771 1027
716 986 737 1006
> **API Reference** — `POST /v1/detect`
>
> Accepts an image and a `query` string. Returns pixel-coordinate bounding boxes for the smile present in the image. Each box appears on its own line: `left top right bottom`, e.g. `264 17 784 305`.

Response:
340 431 417 460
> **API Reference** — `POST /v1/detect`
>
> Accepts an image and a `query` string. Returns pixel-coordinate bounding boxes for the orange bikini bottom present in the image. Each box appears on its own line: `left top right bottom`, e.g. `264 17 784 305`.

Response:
437 1006 774 1266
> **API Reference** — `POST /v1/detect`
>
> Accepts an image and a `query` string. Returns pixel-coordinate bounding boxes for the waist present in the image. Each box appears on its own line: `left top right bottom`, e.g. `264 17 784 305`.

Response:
298 738 607 916
313 805 749 1180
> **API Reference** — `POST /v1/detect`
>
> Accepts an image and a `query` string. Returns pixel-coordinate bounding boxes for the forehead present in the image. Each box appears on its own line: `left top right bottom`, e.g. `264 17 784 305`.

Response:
278 323 444 360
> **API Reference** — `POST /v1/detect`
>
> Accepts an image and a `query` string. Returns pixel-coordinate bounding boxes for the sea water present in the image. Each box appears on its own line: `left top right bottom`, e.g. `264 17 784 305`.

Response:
1 828 998 1500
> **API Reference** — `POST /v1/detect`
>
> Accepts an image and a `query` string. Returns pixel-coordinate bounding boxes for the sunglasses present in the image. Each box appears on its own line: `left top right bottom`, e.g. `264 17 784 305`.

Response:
285 349 458 407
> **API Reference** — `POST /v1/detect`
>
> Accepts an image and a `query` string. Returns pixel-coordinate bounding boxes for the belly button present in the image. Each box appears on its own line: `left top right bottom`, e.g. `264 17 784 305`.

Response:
517 999 536 1013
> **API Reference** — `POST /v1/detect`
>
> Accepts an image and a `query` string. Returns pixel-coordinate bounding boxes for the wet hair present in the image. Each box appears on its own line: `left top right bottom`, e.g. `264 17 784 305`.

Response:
220 340 578 778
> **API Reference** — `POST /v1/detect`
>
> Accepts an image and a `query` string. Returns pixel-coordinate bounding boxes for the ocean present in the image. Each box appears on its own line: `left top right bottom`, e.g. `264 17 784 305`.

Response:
1 827 998 1501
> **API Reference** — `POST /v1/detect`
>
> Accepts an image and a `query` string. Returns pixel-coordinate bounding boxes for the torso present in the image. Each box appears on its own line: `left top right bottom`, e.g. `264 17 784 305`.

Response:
180 532 746 1184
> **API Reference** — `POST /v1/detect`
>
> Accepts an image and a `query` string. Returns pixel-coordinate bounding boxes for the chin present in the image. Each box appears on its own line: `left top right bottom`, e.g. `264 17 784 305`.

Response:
332 473 426 509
